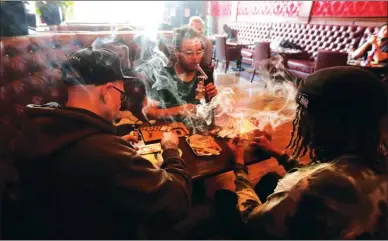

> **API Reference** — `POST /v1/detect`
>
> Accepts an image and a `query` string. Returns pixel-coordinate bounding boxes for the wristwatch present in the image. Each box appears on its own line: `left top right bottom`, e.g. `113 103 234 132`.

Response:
234 163 248 173
161 140 178 150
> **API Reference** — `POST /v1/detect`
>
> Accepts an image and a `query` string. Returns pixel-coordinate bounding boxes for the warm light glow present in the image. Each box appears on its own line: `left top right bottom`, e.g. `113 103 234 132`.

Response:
70 1 164 28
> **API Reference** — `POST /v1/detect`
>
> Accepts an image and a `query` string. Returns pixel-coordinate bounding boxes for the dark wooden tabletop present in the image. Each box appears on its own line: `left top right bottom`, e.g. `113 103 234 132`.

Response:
117 122 271 181
178 136 270 180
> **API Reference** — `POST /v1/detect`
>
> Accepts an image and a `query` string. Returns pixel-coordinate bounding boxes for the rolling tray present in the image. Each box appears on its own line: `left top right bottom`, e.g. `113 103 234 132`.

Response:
139 122 190 144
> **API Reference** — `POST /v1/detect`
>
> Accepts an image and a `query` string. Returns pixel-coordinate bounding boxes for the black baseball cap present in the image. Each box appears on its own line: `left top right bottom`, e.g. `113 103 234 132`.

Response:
61 47 133 86
296 66 387 120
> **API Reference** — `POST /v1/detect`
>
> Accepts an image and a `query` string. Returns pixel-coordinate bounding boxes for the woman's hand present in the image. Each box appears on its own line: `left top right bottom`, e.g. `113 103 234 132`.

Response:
206 83 218 100
368 35 378 45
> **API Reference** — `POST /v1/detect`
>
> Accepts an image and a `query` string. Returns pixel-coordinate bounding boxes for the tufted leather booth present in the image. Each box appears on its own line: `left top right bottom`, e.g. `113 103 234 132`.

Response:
0 31 173 164
229 22 379 79
230 22 272 64
57 24 137 32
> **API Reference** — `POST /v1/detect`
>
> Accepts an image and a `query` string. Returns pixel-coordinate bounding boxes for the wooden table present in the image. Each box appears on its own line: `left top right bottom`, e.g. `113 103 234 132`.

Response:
347 60 387 80
178 135 270 181
117 121 271 203
226 40 254 48
117 122 271 180
271 47 303 58
225 41 255 72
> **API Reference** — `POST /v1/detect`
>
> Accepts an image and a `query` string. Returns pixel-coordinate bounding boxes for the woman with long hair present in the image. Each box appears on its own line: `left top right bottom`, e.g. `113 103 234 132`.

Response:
352 23 388 63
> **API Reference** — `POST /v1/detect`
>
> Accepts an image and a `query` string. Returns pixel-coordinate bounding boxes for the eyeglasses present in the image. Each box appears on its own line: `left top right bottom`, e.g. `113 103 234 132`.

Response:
111 86 128 103
180 50 205 57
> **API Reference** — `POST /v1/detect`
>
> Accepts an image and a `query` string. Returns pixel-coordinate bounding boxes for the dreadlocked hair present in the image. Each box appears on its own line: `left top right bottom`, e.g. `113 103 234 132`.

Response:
287 105 386 168
286 105 312 160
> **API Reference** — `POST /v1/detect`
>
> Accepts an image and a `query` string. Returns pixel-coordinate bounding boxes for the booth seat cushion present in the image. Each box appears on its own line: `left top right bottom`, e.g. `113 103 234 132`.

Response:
241 48 254 58
57 24 136 32
270 23 365 60
286 59 315 73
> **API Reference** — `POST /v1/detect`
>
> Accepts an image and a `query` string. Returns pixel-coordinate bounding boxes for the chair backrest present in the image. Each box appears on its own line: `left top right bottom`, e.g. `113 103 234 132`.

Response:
315 50 349 71
252 42 270 71
215 35 227 61
254 42 271 61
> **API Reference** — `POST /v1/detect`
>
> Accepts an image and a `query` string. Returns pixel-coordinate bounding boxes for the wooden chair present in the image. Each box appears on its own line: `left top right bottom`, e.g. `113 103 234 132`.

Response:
214 35 242 73
251 42 271 82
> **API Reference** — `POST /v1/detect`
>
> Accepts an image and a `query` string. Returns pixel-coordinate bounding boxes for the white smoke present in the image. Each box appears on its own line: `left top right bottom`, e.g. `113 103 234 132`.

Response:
86 24 297 136
191 55 298 137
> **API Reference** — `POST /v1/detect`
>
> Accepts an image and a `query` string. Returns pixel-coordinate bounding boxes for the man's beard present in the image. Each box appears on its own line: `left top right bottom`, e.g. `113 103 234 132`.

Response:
178 55 197 72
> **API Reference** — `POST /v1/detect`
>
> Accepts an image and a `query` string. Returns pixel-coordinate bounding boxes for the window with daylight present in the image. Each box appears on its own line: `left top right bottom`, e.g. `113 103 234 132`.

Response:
69 1 164 27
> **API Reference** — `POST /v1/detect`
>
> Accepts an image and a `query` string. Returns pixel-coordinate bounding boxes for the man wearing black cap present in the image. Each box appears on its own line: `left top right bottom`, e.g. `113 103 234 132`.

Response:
12 48 192 239
215 66 388 239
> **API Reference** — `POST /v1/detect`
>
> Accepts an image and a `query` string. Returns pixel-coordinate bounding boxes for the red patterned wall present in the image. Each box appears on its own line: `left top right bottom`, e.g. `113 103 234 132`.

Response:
311 1 388 17
209 1 232 16
237 1 303 16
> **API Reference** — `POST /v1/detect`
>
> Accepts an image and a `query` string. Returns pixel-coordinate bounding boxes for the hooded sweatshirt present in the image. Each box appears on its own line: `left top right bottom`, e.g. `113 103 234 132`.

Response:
12 102 192 240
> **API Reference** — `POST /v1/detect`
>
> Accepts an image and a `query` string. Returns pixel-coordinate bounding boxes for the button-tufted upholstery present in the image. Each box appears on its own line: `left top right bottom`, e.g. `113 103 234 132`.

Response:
230 22 272 64
0 31 173 163
228 22 381 79
57 24 136 32
270 23 365 60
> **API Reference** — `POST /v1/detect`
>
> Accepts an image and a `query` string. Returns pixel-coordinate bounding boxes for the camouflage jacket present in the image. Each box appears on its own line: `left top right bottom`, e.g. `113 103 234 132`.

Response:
235 156 388 239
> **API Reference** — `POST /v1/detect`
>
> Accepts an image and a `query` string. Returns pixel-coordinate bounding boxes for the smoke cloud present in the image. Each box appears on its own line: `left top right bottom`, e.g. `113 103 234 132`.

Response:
86 25 297 137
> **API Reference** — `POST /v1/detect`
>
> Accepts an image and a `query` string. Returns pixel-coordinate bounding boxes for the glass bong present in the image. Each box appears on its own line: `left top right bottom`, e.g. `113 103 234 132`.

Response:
193 64 216 134
195 64 207 101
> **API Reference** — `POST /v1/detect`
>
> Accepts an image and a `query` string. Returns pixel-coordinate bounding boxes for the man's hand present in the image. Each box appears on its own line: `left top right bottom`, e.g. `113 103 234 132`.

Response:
251 136 285 159
161 132 179 150
227 136 247 165
205 83 218 100
122 133 140 144
178 104 197 116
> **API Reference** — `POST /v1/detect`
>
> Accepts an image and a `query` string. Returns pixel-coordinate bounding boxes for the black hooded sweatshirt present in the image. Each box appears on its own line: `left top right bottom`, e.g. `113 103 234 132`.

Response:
12 102 192 240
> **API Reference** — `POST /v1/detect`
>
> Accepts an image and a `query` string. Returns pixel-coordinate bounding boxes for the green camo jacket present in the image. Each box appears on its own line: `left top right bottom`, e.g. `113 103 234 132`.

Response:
234 156 388 239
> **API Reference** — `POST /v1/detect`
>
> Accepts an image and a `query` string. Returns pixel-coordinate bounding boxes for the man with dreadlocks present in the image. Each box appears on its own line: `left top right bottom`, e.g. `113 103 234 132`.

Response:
215 66 388 239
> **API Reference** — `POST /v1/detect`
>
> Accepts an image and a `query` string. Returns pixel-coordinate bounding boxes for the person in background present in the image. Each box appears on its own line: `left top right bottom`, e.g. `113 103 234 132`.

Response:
0 1 28 37
351 23 388 63
222 24 237 42
11 47 191 239
189 16 213 68
145 26 218 120
215 66 388 239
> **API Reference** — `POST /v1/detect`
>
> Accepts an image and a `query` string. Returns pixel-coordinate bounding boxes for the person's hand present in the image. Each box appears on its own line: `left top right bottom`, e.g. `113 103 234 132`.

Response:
227 136 247 165
161 131 179 150
251 136 284 159
178 104 197 116
205 83 218 100
249 129 272 141
122 133 140 144
368 35 378 45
